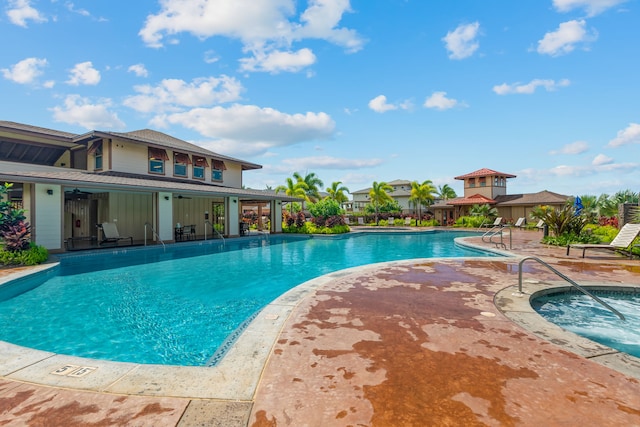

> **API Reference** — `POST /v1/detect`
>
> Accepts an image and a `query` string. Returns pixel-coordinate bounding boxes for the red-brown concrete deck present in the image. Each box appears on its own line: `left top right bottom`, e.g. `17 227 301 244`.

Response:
1 229 639 426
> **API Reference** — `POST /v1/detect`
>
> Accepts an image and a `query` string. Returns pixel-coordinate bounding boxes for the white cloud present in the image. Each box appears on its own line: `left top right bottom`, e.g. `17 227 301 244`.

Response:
368 95 396 113
128 63 149 77
592 153 613 165
442 22 480 60
6 0 47 27
123 76 244 113
138 0 364 73
552 0 628 17
424 91 459 110
1 57 48 84
607 123 640 147
66 61 101 86
550 140 589 155
272 156 383 172
537 20 597 56
159 104 336 156
51 94 125 129
204 50 219 64
66 2 90 17
239 48 316 73
493 78 570 95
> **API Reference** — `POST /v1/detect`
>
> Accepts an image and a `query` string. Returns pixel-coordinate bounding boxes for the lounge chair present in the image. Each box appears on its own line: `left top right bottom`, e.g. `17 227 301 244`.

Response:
388 217 395 226
514 217 526 228
404 217 412 226
358 217 365 226
536 219 545 231
344 217 351 225
483 217 503 228
567 223 640 259
99 222 133 246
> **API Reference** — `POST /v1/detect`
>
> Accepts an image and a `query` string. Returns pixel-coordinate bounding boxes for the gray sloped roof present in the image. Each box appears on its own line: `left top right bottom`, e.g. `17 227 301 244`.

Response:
494 190 569 206
0 121 76 140
0 161 298 201
73 128 261 171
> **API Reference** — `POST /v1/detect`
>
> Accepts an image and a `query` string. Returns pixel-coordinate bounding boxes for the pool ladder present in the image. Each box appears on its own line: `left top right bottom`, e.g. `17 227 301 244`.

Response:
518 256 625 321
144 222 166 251
204 220 225 244
482 224 510 250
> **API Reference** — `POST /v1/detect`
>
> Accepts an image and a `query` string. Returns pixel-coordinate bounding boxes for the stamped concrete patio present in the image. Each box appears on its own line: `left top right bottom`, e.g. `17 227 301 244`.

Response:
1 228 639 426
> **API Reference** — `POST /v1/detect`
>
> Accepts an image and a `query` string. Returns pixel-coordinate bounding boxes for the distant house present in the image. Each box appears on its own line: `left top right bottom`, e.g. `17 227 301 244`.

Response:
431 168 569 225
349 179 413 214
0 121 297 252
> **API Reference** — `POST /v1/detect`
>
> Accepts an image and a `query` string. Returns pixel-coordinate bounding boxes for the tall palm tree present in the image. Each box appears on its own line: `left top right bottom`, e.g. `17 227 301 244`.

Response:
369 181 394 225
410 180 436 226
275 178 308 214
437 184 457 201
326 181 350 204
293 172 324 203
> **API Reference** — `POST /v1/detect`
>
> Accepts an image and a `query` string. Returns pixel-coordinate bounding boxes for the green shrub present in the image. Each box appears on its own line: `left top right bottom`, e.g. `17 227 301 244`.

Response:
454 216 486 228
282 222 350 235
0 243 48 266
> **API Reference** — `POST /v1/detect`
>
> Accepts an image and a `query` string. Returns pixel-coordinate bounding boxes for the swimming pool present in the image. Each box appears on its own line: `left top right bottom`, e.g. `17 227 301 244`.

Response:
533 289 640 358
0 231 496 366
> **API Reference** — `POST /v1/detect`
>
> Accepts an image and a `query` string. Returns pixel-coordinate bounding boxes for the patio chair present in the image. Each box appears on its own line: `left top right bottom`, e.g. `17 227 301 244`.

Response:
184 224 196 240
99 222 133 246
357 217 365 226
388 217 395 226
536 219 545 231
405 217 412 226
344 217 351 225
514 217 526 228
567 223 640 259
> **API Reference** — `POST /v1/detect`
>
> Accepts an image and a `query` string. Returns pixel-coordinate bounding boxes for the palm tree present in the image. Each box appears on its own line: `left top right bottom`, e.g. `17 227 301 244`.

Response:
275 178 308 214
369 181 394 225
437 184 457 201
409 180 436 226
326 181 350 204
293 172 324 203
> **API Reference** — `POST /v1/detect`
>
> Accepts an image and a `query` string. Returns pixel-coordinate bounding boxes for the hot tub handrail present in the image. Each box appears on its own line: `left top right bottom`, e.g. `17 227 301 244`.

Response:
518 256 625 321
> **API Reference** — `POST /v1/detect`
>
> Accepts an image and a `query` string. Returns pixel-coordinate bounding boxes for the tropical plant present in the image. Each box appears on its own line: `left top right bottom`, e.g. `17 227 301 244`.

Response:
0 182 31 252
437 184 457 201
612 189 639 204
577 194 598 224
293 172 324 204
596 193 618 218
325 181 350 204
530 203 587 237
469 204 498 220
309 199 345 227
275 178 308 214
368 181 394 225
409 180 436 226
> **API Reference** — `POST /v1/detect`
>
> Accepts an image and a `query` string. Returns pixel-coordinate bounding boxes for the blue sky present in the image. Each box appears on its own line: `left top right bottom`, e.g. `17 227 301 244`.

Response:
2 0 639 198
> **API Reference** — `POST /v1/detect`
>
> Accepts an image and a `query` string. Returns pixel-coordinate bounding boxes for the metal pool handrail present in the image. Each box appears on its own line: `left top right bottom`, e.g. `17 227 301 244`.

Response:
144 222 166 251
204 220 225 244
518 256 625 321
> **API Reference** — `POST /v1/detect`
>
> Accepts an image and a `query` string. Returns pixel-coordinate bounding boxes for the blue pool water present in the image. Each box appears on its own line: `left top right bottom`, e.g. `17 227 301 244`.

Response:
0 231 494 366
533 290 640 358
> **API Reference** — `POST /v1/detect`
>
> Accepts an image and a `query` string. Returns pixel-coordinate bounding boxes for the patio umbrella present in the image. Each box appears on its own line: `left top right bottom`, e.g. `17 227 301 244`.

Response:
573 196 584 216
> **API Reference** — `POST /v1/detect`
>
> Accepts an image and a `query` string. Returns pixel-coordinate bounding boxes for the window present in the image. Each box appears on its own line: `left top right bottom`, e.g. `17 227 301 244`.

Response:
88 141 103 170
148 147 168 174
211 159 226 181
193 157 208 180
479 177 486 187
174 152 191 177
468 178 475 188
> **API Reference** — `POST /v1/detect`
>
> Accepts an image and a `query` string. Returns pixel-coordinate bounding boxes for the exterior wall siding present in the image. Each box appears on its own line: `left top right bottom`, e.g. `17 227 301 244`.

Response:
34 183 62 250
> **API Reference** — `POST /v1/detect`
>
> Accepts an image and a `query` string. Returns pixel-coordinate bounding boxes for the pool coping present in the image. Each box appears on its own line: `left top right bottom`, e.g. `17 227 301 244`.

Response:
0 233 638 400
495 281 640 380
